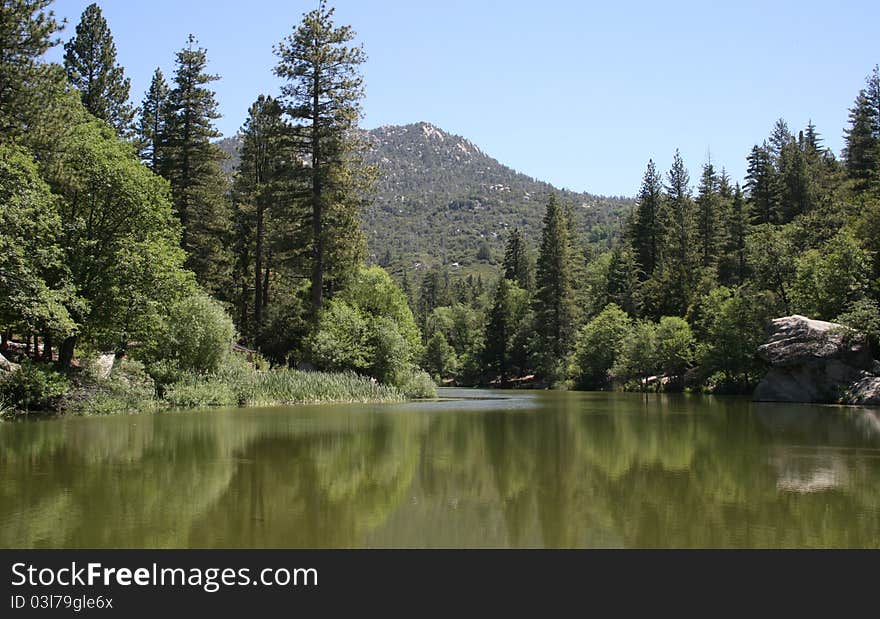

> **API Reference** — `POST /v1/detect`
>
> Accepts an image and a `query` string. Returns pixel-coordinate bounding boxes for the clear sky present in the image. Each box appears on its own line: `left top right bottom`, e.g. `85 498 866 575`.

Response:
45 0 879 197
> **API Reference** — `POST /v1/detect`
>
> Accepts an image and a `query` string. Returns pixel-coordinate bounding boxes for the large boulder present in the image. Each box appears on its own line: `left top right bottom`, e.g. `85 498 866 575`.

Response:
753 315 878 405
0 352 20 374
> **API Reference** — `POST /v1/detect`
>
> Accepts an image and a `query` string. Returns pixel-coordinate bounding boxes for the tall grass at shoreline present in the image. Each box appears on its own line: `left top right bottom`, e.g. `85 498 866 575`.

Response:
164 367 405 409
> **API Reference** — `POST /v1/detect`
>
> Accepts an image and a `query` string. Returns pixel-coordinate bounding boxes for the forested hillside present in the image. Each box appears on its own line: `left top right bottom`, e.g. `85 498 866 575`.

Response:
219 122 634 274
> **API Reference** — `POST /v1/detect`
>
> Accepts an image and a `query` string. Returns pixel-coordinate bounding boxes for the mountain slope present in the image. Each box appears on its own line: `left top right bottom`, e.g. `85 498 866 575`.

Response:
217 122 633 274
362 122 632 272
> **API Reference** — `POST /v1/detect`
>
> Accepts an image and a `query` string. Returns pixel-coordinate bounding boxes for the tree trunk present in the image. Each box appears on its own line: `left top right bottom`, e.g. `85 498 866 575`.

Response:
41 334 53 362
254 201 264 331
57 336 78 372
262 255 271 311
1 329 10 352
310 71 323 318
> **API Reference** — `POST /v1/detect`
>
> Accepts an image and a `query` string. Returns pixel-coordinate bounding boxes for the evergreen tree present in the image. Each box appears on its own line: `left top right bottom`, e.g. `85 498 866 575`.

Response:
0 0 65 138
160 34 232 294
778 138 813 221
843 70 880 192
502 227 531 289
722 183 748 285
274 0 370 317
629 159 663 279
63 3 134 136
233 95 292 339
745 143 779 224
136 68 168 171
531 194 577 383
483 277 515 381
655 150 698 315
695 161 722 270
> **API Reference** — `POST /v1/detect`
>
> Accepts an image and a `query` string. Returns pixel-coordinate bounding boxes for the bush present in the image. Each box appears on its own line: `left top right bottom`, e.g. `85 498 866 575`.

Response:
396 369 437 399
570 303 631 389
0 361 69 412
139 292 236 385
67 357 157 416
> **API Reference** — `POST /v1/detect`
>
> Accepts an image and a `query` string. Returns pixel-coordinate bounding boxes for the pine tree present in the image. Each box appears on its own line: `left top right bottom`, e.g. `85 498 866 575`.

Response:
136 68 169 171
502 227 531 289
234 95 292 338
745 143 779 224
274 0 370 317
724 183 749 285
695 161 722 270
778 139 813 221
531 194 577 383
0 0 65 138
63 3 134 136
843 69 880 192
629 159 663 279
483 277 514 380
160 34 232 294
654 150 698 315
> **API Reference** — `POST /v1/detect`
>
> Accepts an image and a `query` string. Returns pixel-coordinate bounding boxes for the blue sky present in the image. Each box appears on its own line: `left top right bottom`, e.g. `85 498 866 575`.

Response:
46 0 879 197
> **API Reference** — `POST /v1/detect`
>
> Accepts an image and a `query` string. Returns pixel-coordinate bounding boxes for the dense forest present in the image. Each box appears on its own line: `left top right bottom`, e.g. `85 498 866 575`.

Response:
1 0 879 417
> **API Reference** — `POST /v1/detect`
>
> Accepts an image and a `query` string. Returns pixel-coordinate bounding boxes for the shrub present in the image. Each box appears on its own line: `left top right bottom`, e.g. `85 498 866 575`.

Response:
0 361 69 412
397 369 437 399
570 303 631 389
139 292 236 385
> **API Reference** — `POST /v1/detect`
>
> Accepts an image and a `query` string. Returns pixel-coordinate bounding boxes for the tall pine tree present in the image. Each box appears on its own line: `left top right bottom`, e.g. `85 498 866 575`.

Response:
531 194 577 383
159 34 232 294
136 68 168 171
629 159 663 279
502 227 531 289
274 0 370 317
843 68 880 192
63 3 134 136
745 143 779 224
233 95 293 339
695 161 722 271
0 0 65 138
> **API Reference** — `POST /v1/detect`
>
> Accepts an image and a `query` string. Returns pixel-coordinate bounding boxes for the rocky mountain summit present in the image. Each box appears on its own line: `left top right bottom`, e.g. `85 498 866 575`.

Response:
753 315 880 405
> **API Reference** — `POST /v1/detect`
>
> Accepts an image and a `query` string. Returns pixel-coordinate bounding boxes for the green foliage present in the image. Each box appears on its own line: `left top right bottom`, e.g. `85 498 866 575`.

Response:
531 194 578 384
0 361 69 413
274 0 370 315
139 293 236 384
0 143 74 338
424 331 457 380
67 357 157 416
136 68 169 170
612 321 659 389
654 316 695 377
395 368 437 399
570 303 631 389
835 298 880 350
163 356 403 409
158 34 232 295
309 266 425 390
0 0 66 138
63 3 134 136
790 230 870 320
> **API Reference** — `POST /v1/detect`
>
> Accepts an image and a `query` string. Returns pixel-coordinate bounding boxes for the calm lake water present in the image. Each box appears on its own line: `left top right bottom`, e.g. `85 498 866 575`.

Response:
2 388 880 549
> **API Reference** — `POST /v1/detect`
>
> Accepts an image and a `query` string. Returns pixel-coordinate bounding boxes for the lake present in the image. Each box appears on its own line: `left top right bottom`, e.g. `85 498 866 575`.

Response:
2 388 879 549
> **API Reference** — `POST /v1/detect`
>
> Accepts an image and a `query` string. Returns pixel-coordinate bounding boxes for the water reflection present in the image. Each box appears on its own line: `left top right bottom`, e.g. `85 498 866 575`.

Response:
2 391 879 548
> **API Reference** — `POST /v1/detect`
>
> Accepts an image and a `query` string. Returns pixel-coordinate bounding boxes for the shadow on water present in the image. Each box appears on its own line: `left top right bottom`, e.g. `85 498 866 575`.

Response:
2 389 879 548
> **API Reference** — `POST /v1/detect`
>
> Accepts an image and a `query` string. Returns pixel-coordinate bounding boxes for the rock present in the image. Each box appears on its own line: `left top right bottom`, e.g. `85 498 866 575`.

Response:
0 352 20 374
754 315 878 405
846 374 880 405
93 353 115 380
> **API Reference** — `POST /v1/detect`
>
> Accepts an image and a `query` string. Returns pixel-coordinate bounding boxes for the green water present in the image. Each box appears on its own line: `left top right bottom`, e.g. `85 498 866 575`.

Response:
2 389 879 548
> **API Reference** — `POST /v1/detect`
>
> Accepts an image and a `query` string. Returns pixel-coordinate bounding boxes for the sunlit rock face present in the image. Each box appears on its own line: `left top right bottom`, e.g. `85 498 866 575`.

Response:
753 315 878 405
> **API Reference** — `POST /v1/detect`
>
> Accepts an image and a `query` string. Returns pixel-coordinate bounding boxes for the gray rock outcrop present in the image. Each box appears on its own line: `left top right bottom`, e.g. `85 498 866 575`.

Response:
753 315 879 405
